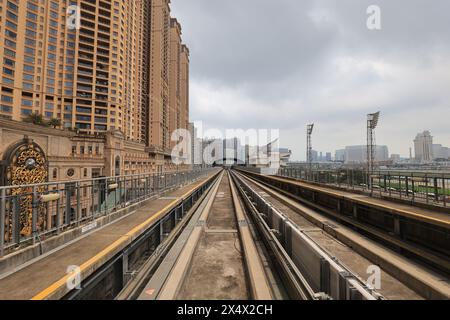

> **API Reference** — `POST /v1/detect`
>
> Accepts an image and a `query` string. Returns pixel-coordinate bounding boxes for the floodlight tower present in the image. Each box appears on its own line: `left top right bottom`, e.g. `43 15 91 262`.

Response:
367 111 380 184
307 124 314 175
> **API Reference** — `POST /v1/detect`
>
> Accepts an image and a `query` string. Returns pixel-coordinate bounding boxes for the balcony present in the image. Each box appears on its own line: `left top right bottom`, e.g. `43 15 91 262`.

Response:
77 69 93 77
77 84 93 92
77 92 92 99
95 94 108 101
95 87 108 94
78 61 93 69
96 80 109 86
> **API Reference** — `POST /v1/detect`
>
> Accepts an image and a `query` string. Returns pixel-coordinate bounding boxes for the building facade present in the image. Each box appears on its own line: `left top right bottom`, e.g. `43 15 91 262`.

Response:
278 148 292 167
149 0 170 156
432 144 450 160
0 1 137 135
0 0 190 182
180 45 190 132
344 145 389 164
414 131 433 162
335 149 345 162
169 18 182 150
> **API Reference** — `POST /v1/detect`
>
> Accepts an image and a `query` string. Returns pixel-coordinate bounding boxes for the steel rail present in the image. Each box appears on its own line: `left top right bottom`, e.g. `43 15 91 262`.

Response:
230 171 320 300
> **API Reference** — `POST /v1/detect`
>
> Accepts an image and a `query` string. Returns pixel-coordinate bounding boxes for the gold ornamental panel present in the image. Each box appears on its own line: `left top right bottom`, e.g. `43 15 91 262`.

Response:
3 140 48 241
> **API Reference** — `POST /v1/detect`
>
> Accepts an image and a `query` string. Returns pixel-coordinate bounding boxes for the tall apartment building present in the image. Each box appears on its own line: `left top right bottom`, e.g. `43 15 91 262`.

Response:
0 0 78 123
124 0 152 143
180 44 190 131
169 18 182 150
149 0 170 156
0 0 190 172
0 1 137 136
414 131 433 162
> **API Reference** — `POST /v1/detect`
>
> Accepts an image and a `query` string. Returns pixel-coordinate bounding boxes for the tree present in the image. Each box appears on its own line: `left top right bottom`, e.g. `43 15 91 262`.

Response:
25 112 45 126
48 118 61 129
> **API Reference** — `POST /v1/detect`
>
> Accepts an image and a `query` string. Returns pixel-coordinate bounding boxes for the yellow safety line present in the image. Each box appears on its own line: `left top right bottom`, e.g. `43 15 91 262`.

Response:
31 176 214 300
355 198 450 226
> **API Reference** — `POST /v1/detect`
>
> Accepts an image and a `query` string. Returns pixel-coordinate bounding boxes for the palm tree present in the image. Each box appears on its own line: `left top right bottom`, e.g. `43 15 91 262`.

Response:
48 118 61 129
25 112 45 126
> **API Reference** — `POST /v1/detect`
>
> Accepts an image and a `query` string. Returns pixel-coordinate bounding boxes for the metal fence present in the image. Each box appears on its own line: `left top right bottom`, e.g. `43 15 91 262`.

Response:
0 168 215 256
278 167 450 207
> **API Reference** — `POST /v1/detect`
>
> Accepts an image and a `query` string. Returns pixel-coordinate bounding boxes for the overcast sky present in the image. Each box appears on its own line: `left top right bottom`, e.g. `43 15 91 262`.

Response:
171 0 450 161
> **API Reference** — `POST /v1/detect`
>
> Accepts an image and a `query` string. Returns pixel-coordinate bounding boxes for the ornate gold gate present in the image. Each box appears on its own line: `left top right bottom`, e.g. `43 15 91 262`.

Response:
3 137 48 240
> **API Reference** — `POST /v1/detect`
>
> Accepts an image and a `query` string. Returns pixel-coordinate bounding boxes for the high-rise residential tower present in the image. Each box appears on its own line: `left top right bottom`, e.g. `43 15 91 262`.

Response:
149 0 171 155
0 0 80 123
0 0 147 138
180 44 190 131
0 0 190 172
414 131 433 162
169 18 182 150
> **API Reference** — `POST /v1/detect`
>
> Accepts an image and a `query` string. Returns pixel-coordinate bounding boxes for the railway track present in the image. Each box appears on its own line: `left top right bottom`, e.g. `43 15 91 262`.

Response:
237 169 450 276
124 170 280 300
5 167 446 300
233 169 450 300
118 170 392 300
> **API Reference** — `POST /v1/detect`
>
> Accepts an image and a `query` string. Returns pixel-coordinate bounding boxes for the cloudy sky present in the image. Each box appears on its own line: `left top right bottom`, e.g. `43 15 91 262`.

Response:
171 0 450 161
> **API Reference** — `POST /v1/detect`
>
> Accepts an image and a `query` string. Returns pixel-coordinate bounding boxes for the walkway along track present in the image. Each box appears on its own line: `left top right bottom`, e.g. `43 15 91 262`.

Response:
234 169 450 300
125 170 383 300
30 170 222 300
132 170 276 300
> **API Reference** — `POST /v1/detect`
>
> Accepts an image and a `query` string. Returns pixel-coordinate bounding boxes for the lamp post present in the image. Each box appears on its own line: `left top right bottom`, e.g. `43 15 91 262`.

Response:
367 111 380 188
307 124 314 180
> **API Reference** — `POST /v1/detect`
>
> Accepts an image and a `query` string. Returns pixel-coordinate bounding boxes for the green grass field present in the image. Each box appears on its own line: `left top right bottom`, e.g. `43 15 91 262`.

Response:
373 182 450 196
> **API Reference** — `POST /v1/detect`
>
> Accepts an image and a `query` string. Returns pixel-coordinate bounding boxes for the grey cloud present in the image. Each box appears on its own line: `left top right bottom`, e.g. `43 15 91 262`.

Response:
172 0 450 160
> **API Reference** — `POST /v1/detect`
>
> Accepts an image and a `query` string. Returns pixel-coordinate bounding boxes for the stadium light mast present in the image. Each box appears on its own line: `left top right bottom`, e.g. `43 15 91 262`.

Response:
307 124 314 176
367 111 380 186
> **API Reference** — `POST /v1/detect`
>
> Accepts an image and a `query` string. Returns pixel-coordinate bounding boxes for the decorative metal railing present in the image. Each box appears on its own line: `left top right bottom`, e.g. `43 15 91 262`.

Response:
0 168 215 256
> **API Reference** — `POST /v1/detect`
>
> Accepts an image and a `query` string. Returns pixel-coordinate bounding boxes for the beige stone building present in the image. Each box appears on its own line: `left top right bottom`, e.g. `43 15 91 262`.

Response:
0 0 190 185
180 44 190 132
148 0 171 172
169 18 182 150
0 118 159 183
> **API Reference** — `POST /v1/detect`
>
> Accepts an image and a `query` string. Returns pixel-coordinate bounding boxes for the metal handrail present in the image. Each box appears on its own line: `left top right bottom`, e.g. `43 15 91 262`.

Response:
0 169 209 191
0 168 216 257
269 167 450 208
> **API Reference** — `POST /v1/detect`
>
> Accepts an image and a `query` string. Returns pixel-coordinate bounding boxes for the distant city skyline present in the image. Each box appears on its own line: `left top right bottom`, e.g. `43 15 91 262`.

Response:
323 129 448 163
171 1 450 162
191 127 449 164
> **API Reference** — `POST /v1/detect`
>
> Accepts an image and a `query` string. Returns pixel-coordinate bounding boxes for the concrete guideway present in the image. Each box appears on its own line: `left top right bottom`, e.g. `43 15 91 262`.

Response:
140 170 274 300
132 169 385 301
0 170 221 300
235 170 450 300
1 167 447 300
236 172 422 300
237 169 450 275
